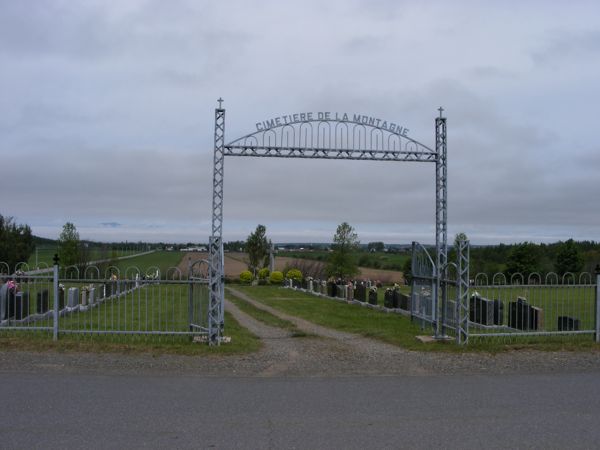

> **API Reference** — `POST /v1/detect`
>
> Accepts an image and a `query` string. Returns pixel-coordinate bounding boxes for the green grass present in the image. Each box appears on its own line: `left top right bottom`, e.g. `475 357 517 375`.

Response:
226 289 312 337
283 250 410 271
233 285 600 352
0 310 261 355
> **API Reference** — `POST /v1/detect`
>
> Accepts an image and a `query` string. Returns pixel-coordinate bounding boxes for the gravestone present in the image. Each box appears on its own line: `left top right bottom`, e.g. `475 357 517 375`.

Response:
470 295 495 325
81 290 87 306
398 293 410 310
36 289 49 314
14 292 29 320
58 288 65 309
0 283 8 320
89 287 95 305
557 316 580 331
67 287 80 308
368 290 378 305
327 282 336 297
384 290 394 308
508 297 531 330
354 283 367 302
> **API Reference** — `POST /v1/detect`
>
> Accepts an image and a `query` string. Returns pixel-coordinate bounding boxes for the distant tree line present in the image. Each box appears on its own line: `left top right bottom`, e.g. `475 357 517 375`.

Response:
460 239 599 278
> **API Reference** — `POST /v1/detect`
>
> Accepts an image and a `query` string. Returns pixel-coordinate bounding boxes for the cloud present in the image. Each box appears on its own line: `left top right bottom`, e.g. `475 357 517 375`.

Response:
1 1 599 244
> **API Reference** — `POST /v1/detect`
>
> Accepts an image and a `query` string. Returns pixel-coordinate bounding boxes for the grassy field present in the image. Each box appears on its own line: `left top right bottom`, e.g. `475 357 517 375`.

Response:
283 250 410 271
233 285 600 352
0 310 261 355
27 247 151 269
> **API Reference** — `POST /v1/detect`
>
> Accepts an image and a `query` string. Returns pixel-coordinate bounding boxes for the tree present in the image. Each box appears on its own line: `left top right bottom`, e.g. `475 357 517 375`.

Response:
58 222 81 268
0 214 34 271
505 242 540 278
326 222 360 279
245 224 271 276
367 241 385 252
555 239 583 277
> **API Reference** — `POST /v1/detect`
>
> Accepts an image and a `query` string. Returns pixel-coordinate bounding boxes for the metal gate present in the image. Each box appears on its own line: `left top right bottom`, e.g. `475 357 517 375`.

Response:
411 242 437 326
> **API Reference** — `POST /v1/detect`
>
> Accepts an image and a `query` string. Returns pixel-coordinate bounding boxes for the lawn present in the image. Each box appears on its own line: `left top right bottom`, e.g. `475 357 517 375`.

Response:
0 310 261 355
232 285 600 352
283 250 410 271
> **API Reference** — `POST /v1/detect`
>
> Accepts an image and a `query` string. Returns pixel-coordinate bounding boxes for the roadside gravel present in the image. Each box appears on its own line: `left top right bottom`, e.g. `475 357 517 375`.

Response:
1 287 599 378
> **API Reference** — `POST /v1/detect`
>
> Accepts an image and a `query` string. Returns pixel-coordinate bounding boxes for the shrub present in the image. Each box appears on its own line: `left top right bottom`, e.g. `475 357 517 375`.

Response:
258 268 270 280
286 268 303 282
239 270 253 284
269 271 284 285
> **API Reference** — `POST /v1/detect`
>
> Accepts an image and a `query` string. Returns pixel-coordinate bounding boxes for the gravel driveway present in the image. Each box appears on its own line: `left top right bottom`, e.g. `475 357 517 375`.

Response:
1 287 599 377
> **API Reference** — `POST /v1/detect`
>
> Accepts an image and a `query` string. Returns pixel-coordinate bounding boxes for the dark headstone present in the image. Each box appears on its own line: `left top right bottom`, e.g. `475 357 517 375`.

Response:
384 290 394 308
327 282 337 298
14 292 29 320
36 289 49 314
557 316 580 331
508 297 531 330
354 284 367 302
0 284 8 320
493 299 504 326
392 290 400 308
368 291 378 305
470 295 494 325
398 293 410 310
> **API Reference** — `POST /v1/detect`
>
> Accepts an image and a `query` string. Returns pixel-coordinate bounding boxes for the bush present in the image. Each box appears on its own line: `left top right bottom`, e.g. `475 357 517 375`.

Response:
258 268 270 279
286 268 303 282
269 271 284 285
239 270 253 284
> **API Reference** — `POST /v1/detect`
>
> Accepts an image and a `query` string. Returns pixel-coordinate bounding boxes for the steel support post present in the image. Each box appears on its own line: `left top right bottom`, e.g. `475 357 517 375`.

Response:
209 101 225 345
595 266 600 343
456 238 470 344
53 254 59 341
435 109 448 338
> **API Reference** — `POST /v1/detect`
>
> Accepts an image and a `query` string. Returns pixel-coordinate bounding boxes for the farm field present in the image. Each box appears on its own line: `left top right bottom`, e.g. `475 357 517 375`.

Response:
197 252 405 284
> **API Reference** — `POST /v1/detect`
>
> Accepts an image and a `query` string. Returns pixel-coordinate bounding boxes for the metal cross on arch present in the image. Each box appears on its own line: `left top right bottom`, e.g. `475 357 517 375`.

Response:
207 99 448 344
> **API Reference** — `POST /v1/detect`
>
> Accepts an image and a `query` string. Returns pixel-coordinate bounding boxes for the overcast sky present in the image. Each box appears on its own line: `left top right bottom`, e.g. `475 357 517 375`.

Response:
1 0 599 245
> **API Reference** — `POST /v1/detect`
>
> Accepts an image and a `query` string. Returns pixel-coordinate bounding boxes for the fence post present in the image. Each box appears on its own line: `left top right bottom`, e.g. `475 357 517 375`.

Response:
53 254 59 341
456 239 470 345
595 265 600 344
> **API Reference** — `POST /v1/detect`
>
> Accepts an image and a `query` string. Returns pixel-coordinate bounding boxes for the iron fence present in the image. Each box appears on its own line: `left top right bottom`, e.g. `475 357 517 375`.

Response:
0 262 209 340
469 272 599 342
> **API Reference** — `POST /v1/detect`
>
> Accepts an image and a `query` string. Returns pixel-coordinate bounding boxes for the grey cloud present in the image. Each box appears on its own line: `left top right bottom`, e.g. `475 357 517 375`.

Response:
531 29 600 66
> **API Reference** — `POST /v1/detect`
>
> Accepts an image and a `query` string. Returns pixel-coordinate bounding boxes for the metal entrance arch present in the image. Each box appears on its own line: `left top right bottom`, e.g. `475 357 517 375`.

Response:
208 99 448 344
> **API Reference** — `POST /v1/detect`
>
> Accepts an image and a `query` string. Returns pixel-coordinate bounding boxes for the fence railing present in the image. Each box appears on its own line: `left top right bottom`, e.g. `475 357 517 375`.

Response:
0 263 209 339
469 272 599 341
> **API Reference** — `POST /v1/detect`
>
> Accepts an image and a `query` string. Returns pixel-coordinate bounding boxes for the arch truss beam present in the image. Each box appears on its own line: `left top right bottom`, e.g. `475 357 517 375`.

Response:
207 103 448 345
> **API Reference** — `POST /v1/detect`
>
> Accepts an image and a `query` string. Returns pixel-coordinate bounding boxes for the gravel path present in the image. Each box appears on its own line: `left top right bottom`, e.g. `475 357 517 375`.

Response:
1 287 599 378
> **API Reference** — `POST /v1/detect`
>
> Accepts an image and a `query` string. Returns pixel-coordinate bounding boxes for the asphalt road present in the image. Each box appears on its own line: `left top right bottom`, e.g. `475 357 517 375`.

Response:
2 371 600 449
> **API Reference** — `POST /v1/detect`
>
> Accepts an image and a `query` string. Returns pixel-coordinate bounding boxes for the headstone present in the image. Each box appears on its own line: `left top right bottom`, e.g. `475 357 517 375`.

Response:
347 284 354 301
392 290 400 308
88 287 95 305
14 292 29 320
58 288 65 309
508 297 530 330
557 316 580 331
384 290 394 308
67 287 80 308
492 299 504 326
470 295 495 325
530 306 543 331
327 282 336 297
36 289 49 314
368 290 378 305
81 290 87 306
354 284 367 303
0 283 8 320
398 293 410 310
